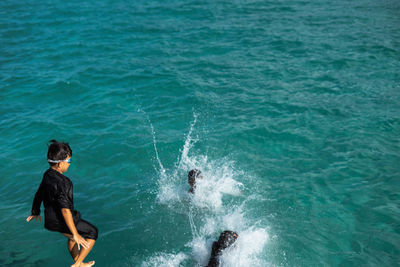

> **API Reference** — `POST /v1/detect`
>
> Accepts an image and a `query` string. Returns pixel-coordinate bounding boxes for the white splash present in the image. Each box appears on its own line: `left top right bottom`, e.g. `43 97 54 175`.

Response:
176 112 198 170
155 114 243 211
189 163 243 210
189 208 270 267
149 120 166 176
219 228 269 267
141 252 188 267
146 113 271 266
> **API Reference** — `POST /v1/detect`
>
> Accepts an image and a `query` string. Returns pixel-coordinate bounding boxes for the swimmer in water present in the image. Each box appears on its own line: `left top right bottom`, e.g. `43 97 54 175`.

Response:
188 169 203 193
26 140 98 267
207 230 238 267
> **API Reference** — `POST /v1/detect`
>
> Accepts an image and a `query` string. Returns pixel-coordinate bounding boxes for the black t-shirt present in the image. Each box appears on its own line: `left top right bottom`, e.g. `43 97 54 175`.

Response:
207 242 220 267
31 168 80 232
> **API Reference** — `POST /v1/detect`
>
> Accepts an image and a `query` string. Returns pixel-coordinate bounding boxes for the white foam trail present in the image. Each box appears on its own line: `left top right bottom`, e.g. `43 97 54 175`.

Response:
188 207 199 238
141 252 188 267
135 105 166 176
176 113 197 170
149 121 166 176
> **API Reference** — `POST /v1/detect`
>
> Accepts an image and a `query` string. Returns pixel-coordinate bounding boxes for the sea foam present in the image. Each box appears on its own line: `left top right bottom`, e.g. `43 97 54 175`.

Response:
189 208 269 266
141 252 188 267
155 114 243 211
148 114 270 266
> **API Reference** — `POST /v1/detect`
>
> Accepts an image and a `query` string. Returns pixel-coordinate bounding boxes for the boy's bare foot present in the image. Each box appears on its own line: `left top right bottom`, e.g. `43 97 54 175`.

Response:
71 261 95 267
81 261 95 267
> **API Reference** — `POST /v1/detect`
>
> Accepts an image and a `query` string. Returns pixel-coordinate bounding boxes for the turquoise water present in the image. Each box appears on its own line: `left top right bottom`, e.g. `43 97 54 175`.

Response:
1 0 400 266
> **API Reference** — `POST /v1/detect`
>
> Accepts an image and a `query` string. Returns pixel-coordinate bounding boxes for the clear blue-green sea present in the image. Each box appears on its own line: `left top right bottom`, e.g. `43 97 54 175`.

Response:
1 0 399 266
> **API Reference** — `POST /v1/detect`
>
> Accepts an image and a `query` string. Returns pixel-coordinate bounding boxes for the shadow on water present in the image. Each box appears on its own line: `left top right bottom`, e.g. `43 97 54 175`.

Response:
0 250 47 267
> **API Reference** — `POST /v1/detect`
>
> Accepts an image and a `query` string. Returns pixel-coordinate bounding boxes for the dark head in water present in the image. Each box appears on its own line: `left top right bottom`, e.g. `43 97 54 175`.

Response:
188 169 202 193
47 140 72 174
207 230 239 267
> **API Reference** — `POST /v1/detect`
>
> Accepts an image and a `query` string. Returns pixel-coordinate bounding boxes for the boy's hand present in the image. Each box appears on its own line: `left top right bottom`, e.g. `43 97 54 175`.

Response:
73 234 89 250
26 215 42 222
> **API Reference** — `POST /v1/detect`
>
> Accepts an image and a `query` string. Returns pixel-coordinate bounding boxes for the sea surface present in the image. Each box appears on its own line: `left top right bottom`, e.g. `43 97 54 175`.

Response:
1 0 399 266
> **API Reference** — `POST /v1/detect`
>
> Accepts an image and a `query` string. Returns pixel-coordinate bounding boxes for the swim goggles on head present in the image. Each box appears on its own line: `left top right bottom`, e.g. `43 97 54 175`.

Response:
47 158 71 163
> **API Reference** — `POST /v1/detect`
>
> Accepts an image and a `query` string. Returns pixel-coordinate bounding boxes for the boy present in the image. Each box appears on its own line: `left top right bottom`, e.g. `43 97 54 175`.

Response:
188 169 203 193
207 230 239 267
27 140 98 267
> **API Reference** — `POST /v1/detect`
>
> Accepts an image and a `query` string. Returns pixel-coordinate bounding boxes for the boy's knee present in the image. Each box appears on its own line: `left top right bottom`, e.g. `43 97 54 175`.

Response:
80 220 98 240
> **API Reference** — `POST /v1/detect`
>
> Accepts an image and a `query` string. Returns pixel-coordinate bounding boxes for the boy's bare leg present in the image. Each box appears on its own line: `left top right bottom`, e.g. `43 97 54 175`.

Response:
62 234 79 261
68 239 79 261
71 239 96 267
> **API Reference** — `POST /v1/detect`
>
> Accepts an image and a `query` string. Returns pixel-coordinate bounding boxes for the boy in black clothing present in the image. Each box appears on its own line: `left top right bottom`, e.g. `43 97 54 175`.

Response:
207 230 238 267
27 140 98 267
188 169 203 193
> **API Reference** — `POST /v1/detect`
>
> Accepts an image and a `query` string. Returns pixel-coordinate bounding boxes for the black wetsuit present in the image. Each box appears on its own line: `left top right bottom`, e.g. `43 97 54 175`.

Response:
207 231 237 267
31 168 98 240
207 242 221 267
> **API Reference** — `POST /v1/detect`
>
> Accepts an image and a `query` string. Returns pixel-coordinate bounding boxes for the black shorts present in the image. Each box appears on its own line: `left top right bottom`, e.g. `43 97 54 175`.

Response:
61 219 98 240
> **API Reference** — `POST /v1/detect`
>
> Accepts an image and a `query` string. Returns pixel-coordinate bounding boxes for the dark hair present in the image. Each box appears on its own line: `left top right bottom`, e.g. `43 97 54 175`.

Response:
188 169 201 186
47 140 72 166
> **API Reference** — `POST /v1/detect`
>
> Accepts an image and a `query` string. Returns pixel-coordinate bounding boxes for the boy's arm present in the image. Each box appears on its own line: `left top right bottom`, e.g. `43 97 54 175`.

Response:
61 208 89 249
31 182 44 215
27 182 44 221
